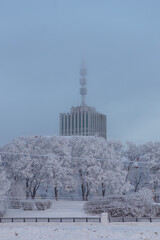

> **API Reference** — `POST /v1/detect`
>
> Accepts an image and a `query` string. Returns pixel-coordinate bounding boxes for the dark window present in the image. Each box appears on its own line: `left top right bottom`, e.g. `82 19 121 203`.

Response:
86 112 88 128
62 116 63 132
65 115 67 129
79 113 81 128
69 115 70 130
72 114 74 129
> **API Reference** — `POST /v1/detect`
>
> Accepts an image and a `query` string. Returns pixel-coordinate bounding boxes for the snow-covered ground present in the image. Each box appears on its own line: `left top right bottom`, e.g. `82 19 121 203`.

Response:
0 222 160 240
4 201 96 218
1 201 160 240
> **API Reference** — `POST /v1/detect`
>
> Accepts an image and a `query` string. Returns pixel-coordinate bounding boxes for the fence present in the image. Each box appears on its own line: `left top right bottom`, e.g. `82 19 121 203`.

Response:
0 217 101 223
109 217 160 222
0 217 160 223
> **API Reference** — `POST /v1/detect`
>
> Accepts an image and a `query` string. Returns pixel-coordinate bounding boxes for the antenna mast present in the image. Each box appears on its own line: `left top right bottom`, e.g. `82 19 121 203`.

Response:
80 62 87 106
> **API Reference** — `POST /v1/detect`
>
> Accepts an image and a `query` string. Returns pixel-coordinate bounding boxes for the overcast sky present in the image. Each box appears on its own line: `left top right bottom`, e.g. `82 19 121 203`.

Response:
0 0 160 147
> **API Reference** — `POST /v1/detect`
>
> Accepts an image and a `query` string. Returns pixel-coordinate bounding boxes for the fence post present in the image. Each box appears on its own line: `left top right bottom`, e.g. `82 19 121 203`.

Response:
101 213 109 225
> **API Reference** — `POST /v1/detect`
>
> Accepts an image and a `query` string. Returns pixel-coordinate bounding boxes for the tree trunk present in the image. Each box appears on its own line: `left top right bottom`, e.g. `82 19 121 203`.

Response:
134 176 141 192
26 178 29 199
85 183 90 201
54 186 58 201
31 186 37 199
102 183 105 197
81 184 85 201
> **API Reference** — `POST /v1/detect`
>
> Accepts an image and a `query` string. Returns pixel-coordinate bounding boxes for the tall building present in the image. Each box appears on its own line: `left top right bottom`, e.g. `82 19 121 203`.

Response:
59 63 107 139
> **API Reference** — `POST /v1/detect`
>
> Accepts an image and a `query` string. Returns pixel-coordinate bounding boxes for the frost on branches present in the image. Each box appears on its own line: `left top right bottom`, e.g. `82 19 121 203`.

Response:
123 141 160 195
0 136 131 201
70 137 130 200
97 140 131 197
1 136 160 205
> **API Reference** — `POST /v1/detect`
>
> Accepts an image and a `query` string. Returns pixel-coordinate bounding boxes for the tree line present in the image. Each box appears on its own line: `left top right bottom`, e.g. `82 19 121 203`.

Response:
0 136 160 214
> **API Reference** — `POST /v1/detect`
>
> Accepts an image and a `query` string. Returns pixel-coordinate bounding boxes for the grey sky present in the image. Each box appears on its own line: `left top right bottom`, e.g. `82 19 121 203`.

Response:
1 0 160 146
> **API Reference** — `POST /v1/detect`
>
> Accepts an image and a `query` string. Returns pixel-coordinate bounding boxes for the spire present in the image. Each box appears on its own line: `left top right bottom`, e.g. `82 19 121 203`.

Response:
80 62 87 106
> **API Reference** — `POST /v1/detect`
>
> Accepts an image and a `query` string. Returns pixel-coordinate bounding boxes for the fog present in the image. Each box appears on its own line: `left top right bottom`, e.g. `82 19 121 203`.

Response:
1 0 160 146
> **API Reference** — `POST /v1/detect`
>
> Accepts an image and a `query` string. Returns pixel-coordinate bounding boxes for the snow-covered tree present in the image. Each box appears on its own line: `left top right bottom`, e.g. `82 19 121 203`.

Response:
143 142 160 194
123 142 153 192
0 136 76 200
45 153 76 200
70 136 104 200
1 136 49 199
97 140 131 197
3 135 156 203
0 156 10 216
70 137 131 200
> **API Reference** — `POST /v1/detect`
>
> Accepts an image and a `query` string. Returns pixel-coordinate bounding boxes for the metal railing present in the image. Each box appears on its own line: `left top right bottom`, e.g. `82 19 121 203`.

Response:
1 217 160 223
0 217 101 223
109 217 160 222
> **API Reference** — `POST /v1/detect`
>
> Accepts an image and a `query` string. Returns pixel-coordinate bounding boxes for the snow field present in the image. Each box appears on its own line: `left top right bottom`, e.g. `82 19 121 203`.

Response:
1 201 160 239
5 201 96 218
0 222 160 240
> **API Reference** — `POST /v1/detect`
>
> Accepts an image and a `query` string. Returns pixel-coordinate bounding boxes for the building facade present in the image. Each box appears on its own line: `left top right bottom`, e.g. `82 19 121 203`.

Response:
59 64 107 139
60 106 106 138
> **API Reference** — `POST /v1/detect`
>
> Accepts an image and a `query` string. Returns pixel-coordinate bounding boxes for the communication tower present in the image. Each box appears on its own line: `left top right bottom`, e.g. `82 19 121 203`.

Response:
80 63 87 106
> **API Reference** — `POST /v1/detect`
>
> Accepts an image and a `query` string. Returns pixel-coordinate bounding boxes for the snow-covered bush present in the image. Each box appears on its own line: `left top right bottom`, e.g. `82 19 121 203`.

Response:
83 196 133 216
35 200 52 210
10 200 21 209
35 202 45 210
21 201 34 211
84 188 155 217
